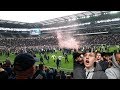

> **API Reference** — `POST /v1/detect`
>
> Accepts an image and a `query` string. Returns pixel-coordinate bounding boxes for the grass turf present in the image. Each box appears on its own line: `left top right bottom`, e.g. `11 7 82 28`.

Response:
0 50 73 72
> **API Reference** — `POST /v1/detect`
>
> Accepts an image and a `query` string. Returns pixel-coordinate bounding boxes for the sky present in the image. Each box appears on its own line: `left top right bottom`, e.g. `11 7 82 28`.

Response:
0 11 86 23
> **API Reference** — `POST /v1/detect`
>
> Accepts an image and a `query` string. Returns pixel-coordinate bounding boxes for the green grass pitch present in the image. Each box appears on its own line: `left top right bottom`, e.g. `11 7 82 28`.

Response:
0 50 73 72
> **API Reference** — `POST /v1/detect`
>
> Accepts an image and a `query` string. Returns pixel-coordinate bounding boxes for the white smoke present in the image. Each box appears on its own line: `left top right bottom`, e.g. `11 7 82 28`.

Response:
56 31 80 50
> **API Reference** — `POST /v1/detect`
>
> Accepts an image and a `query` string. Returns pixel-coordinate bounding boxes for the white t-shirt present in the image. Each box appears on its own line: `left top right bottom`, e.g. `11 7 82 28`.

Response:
58 56 63 60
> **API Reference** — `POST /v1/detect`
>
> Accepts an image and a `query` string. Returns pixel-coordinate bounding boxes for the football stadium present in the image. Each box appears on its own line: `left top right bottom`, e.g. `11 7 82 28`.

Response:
0 11 120 79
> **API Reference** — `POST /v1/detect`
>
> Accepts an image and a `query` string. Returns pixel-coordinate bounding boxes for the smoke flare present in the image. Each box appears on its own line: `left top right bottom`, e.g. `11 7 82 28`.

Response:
56 31 80 50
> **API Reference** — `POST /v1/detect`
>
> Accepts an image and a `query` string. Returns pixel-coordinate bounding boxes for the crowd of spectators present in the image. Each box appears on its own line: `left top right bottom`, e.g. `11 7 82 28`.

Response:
0 32 120 48
0 37 58 47
75 33 120 45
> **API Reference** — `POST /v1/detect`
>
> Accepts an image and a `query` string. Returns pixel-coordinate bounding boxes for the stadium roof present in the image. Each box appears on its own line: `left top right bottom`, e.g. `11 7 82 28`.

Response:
38 11 111 25
0 19 42 28
0 11 85 28
0 11 120 29
0 11 85 23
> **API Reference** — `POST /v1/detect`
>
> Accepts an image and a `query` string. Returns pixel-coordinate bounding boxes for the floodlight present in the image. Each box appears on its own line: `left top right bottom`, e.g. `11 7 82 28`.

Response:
109 11 120 14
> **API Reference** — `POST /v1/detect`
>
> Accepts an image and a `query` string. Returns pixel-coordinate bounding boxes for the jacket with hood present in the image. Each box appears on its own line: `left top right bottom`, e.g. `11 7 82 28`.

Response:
105 66 120 79
105 54 120 79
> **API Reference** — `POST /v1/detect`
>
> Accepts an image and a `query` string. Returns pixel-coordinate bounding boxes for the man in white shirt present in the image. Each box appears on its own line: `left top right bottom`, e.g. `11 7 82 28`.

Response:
58 56 63 61
58 56 64 66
